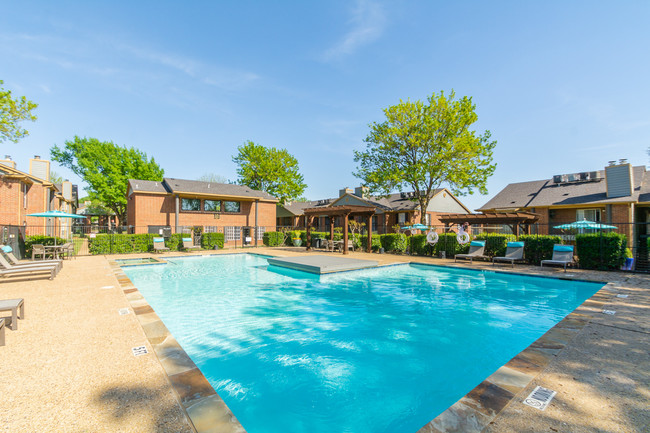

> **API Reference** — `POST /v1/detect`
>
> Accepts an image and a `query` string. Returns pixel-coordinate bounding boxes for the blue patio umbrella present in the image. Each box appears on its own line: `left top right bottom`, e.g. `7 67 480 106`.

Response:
411 223 429 230
27 210 86 245
553 220 617 230
400 225 412 230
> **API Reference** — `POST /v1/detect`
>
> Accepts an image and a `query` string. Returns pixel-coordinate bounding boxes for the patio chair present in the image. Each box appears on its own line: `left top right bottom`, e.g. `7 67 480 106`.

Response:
0 298 24 331
454 241 488 263
182 237 200 252
31 244 53 260
1 245 62 271
321 239 333 252
153 237 170 253
493 241 525 268
541 244 575 272
59 242 75 260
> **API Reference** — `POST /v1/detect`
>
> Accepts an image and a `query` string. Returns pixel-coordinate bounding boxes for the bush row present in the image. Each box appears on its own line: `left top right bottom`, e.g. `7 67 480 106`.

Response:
575 232 627 270
24 235 67 258
87 233 224 255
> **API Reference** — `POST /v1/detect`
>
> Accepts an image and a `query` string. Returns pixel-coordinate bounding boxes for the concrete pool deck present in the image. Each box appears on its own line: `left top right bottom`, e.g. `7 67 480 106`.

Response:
0 248 648 432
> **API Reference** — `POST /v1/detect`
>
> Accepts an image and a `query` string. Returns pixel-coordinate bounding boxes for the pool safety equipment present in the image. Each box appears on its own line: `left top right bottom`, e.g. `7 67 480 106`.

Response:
456 223 471 245
426 230 439 245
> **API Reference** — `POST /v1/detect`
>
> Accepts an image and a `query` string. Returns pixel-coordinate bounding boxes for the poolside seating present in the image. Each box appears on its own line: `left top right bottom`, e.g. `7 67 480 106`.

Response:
541 244 575 272
59 242 75 260
493 241 525 268
0 298 24 331
0 318 4 346
182 237 200 252
1 245 63 271
31 244 53 260
153 237 170 253
321 240 333 252
0 253 60 275
0 260 57 280
454 241 488 263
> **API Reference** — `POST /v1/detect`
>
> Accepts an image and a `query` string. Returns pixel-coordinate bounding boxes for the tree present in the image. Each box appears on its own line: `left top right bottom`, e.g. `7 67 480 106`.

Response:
354 90 496 224
49 170 64 184
1 80 38 143
197 173 229 184
51 136 164 224
232 141 307 204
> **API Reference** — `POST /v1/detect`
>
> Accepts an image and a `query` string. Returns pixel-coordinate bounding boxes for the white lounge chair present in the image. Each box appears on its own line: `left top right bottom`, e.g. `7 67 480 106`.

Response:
0 254 60 277
153 237 170 253
455 241 488 263
493 241 525 267
182 237 200 251
1 245 62 271
541 244 575 272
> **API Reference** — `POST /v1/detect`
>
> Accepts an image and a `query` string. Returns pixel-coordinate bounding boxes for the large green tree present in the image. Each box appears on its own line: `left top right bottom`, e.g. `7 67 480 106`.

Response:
0 80 38 143
51 136 164 224
232 141 307 204
354 90 496 223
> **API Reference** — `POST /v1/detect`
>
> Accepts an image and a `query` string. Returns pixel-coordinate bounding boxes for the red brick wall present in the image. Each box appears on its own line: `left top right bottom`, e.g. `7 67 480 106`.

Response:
128 193 276 233
610 204 633 240
0 178 21 225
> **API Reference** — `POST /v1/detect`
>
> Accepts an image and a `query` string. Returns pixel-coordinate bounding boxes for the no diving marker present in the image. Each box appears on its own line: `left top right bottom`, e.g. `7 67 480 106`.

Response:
523 386 556 410
132 346 149 356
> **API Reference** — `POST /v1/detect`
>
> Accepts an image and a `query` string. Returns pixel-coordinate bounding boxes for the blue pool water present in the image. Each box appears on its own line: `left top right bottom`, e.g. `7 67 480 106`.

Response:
123 254 603 433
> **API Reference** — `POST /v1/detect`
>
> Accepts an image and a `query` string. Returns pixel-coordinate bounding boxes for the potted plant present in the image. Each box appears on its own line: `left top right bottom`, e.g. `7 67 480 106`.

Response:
291 231 302 247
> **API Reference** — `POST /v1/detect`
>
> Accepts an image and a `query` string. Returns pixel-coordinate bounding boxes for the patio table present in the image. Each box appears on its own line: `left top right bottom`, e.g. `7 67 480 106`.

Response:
0 298 24 331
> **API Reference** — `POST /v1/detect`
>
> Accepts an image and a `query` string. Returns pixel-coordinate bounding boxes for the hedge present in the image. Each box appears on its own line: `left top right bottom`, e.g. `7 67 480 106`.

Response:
518 235 562 264
576 232 627 270
361 234 383 252
409 234 433 256
201 232 225 250
473 233 517 258
24 235 67 258
431 233 470 257
380 233 408 254
263 231 285 247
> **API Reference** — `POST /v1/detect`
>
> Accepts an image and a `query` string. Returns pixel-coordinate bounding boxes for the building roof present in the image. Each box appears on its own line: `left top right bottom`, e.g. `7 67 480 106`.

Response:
479 166 648 211
128 178 278 202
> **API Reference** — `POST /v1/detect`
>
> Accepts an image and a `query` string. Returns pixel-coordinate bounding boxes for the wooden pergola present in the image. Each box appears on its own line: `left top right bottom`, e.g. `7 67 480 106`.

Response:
303 205 376 254
437 212 540 237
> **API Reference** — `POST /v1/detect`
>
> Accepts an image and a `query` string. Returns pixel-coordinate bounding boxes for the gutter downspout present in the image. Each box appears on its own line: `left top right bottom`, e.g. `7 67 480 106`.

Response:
255 200 259 247
175 194 179 234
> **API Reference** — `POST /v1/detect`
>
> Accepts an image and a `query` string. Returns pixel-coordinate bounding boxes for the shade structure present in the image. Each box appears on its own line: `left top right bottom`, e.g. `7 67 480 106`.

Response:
27 210 85 219
400 225 412 230
411 223 429 230
553 220 617 230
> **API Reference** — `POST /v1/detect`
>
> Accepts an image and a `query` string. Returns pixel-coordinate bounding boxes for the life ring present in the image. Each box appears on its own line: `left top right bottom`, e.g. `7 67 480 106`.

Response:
457 232 470 245
426 231 439 245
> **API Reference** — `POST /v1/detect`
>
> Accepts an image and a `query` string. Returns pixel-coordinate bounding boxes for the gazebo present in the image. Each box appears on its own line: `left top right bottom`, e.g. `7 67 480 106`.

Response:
303 205 376 254
436 211 540 237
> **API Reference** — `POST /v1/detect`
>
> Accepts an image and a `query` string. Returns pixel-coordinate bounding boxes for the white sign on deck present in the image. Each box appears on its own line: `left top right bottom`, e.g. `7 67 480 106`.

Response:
132 346 149 356
523 386 556 410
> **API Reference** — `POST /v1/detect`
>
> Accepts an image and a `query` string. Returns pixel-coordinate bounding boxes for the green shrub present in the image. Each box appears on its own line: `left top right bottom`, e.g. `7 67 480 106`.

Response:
201 232 224 250
576 232 627 270
473 233 516 258
89 233 157 254
263 231 285 247
380 233 408 254
409 234 434 256
24 235 66 258
432 233 470 257
518 234 562 264
360 234 382 252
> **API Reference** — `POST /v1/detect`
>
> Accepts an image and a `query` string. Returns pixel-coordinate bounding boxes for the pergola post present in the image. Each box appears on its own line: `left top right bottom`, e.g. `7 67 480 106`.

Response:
343 213 349 255
367 213 373 253
306 216 313 251
329 216 334 243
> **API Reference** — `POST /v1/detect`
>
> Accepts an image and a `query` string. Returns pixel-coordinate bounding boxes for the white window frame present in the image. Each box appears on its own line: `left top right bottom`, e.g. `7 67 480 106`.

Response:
255 226 266 240
576 209 601 222
225 226 241 242
398 212 406 224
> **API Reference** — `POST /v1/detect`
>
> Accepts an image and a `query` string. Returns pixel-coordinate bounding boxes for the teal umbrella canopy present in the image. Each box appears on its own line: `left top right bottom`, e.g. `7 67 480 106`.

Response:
411 224 429 230
27 210 86 219
554 220 617 230
400 225 412 230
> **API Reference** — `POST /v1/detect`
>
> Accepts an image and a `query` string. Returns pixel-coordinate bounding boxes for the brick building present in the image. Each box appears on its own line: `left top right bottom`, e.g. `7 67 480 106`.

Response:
0 155 78 238
126 178 278 244
277 186 470 233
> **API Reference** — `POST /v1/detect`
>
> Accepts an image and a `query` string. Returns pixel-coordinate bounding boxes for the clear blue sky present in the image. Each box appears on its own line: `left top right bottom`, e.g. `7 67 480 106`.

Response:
2 1 648 211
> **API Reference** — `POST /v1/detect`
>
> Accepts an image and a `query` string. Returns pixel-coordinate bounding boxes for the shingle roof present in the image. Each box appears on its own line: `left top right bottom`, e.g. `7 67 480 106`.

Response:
162 178 277 201
128 179 168 194
479 166 647 211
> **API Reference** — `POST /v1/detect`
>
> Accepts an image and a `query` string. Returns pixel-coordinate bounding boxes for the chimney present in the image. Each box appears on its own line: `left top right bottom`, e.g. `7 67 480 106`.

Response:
62 180 73 201
339 187 353 197
30 156 50 181
354 186 368 198
0 155 16 169
605 161 633 198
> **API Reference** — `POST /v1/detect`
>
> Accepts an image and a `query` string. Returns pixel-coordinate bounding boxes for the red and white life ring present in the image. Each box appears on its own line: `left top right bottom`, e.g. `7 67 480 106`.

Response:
457 232 470 244
426 231 439 245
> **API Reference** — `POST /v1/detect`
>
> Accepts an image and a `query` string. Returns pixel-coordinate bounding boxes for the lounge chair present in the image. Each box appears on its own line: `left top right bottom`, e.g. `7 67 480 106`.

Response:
0 298 24 331
541 244 575 272
182 237 200 252
493 241 525 268
1 245 62 271
0 263 57 280
0 318 4 346
454 240 488 263
153 237 170 253
0 254 60 276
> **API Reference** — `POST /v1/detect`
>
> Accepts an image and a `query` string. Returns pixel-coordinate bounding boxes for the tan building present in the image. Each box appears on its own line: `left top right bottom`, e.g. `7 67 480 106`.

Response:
126 178 278 244
277 186 470 233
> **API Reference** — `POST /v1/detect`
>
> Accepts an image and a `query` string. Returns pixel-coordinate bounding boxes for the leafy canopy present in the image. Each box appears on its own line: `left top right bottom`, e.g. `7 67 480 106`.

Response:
0 79 38 143
232 141 306 204
197 173 230 184
354 90 496 223
51 136 164 224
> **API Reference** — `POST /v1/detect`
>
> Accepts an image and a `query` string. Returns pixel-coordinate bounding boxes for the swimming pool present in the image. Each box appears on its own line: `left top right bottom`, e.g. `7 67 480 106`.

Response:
123 254 603 433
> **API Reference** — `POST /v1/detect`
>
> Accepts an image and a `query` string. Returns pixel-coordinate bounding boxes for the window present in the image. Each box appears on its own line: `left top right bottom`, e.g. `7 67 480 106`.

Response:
225 226 241 241
204 200 221 212
181 198 201 211
576 209 601 222
372 216 377 231
224 201 240 213
255 226 266 240
398 212 406 224
23 183 28 208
